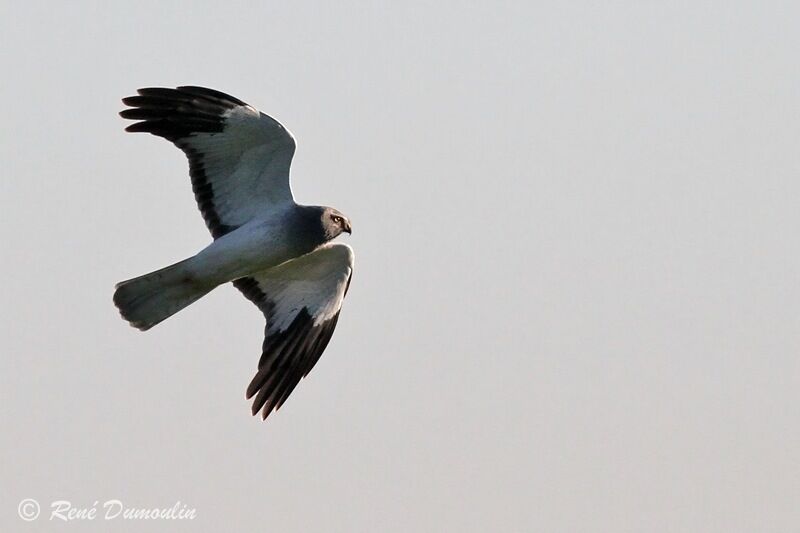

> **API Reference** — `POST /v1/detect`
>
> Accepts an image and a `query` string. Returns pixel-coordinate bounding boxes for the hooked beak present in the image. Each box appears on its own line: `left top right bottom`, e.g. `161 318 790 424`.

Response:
343 220 352 235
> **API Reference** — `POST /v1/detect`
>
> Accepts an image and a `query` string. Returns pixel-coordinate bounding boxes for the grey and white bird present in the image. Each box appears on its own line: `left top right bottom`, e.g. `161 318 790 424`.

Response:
113 86 354 420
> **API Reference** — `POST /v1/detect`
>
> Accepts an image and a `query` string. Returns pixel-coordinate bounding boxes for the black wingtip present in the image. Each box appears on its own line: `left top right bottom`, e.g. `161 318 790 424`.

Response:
136 87 182 98
244 310 343 423
245 378 259 401
176 86 248 106
123 121 163 135
119 87 233 140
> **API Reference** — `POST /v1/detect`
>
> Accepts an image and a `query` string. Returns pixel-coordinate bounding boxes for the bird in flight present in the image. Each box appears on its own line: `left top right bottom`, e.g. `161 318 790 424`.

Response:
114 86 354 420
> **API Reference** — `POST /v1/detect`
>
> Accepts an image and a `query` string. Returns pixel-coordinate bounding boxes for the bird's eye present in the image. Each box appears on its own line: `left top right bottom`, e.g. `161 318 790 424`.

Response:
332 216 342 224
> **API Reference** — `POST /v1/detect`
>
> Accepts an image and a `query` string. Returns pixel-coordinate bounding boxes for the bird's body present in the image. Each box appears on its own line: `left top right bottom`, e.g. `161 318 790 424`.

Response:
114 86 354 420
189 205 325 284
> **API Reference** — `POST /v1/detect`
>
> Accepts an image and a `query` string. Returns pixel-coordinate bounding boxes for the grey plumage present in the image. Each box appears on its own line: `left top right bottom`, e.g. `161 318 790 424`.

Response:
114 86 355 421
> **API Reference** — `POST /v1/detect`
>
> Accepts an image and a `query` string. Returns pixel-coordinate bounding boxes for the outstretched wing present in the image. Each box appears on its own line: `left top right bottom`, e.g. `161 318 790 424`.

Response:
120 86 296 239
236 243 354 420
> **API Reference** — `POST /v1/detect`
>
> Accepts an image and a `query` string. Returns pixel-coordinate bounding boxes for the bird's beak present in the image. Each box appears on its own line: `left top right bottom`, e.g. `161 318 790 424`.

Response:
343 220 352 235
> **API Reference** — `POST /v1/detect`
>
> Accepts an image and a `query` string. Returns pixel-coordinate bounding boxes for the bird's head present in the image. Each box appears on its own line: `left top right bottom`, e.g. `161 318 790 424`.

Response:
321 207 352 240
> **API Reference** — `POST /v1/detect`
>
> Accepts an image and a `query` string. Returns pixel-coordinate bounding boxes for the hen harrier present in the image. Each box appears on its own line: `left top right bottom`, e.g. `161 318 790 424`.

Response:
113 86 354 420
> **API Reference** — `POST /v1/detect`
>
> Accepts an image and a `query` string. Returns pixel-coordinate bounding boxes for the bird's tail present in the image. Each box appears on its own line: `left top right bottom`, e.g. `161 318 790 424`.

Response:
113 258 213 331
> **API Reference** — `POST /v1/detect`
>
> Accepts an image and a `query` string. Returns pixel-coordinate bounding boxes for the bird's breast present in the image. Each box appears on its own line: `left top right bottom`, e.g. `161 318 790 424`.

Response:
189 217 310 284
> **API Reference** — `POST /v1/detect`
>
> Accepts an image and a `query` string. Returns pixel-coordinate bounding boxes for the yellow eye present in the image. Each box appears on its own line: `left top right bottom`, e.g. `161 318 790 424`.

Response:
332 216 342 224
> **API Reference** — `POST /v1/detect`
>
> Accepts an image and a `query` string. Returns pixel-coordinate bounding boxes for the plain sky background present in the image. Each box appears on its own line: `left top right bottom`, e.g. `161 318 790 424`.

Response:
2 1 799 531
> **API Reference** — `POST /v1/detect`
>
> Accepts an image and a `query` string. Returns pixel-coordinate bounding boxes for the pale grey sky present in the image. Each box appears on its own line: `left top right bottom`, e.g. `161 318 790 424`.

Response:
2 1 799 532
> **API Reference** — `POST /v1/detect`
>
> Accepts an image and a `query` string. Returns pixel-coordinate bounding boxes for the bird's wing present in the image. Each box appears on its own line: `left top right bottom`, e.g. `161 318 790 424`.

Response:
235 243 354 420
120 86 296 239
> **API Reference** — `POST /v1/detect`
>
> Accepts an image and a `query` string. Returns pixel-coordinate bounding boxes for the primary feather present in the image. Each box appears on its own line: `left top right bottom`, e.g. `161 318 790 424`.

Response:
115 86 355 421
